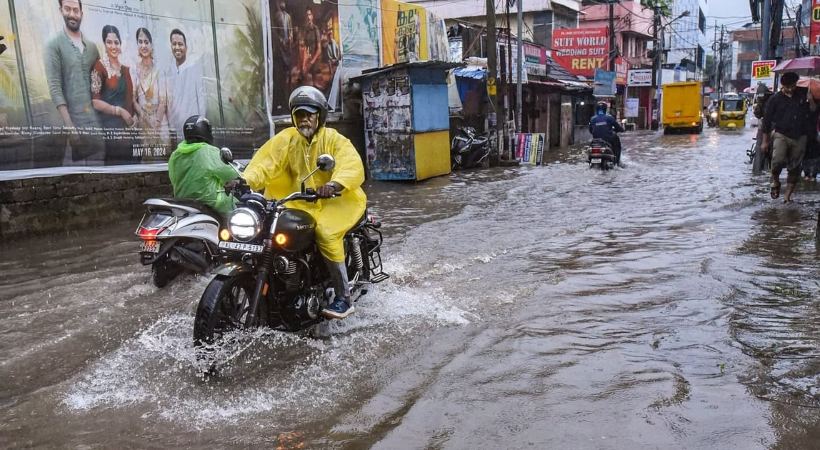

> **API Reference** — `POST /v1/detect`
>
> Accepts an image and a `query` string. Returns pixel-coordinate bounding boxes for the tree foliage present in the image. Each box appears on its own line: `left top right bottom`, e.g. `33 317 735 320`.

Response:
639 0 672 17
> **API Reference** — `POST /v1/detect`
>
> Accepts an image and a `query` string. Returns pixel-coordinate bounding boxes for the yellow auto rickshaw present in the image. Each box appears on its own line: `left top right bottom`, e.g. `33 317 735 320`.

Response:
718 94 747 129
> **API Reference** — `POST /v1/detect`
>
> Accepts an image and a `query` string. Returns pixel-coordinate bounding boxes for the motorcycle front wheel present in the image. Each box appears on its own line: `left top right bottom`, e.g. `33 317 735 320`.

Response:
193 273 256 347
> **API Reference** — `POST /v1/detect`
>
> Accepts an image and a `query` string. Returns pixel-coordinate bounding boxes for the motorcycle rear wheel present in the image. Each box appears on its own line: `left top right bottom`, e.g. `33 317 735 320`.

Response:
152 257 181 288
193 274 256 347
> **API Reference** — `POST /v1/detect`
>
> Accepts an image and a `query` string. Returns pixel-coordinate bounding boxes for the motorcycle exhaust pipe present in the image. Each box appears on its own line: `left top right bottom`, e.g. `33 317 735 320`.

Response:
168 246 209 273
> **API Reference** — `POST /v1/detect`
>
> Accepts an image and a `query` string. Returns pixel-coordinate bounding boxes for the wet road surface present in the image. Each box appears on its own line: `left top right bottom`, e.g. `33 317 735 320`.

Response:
1 127 820 448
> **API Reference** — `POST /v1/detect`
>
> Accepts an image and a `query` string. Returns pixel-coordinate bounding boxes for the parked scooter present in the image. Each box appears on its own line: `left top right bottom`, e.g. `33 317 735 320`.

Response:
135 148 242 287
587 138 616 170
451 126 490 170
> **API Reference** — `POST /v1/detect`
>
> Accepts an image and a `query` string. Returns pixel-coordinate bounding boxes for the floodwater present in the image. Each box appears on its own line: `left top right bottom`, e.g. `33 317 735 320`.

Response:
1 127 819 449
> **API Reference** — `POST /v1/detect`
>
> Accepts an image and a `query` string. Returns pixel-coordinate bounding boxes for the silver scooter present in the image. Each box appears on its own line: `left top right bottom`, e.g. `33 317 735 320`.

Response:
136 148 242 287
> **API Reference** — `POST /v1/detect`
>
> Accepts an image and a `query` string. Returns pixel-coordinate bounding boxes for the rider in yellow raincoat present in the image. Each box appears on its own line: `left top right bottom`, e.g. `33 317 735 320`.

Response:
243 86 366 319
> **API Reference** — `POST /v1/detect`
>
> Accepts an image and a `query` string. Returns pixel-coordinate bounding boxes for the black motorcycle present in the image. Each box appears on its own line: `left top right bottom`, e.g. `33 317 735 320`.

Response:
193 154 388 359
451 126 490 170
587 138 616 170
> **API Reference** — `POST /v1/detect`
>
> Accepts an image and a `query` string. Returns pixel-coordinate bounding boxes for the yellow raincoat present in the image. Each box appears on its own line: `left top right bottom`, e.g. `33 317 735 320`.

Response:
243 127 366 262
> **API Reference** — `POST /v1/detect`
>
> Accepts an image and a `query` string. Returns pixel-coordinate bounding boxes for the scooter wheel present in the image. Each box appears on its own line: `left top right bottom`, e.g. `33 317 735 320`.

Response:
152 258 181 288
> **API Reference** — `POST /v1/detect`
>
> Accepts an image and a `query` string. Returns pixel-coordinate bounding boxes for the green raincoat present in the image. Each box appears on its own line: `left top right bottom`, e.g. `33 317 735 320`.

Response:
168 141 238 216
244 127 366 263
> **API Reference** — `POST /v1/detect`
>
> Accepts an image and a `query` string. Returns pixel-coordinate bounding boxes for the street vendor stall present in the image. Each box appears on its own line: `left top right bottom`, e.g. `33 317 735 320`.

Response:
353 61 460 181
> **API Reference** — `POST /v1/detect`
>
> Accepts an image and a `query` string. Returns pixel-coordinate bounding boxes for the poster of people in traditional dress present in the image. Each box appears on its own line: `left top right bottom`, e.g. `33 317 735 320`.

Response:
270 0 341 116
0 0 267 170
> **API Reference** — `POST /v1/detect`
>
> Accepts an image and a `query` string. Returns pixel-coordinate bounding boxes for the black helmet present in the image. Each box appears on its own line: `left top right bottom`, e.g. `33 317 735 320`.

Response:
183 115 213 144
289 86 329 128
596 101 608 114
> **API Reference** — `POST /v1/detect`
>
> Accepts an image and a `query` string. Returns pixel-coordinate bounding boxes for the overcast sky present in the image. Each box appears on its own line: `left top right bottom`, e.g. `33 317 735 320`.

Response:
707 0 804 30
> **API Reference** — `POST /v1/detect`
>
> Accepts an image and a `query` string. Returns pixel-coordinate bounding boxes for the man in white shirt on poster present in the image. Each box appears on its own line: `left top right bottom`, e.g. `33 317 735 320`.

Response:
166 28 206 142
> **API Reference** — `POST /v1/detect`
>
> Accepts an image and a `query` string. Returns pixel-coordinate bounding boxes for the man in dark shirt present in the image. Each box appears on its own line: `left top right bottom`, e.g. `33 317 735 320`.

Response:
761 72 817 202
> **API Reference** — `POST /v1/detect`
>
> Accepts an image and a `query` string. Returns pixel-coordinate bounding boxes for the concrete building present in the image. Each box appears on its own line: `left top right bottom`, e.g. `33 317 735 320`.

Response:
662 0 708 82
728 24 805 92
406 0 582 50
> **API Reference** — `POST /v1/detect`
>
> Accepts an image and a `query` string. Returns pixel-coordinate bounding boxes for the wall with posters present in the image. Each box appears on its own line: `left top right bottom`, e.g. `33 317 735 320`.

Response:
0 0 268 170
269 0 341 115
552 27 608 78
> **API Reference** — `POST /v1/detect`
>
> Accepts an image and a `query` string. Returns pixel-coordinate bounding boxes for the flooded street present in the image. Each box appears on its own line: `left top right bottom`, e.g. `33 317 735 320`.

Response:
2 127 820 448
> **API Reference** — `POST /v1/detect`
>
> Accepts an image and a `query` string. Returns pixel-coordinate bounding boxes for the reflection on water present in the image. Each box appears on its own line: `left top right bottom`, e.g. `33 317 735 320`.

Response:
1 128 820 448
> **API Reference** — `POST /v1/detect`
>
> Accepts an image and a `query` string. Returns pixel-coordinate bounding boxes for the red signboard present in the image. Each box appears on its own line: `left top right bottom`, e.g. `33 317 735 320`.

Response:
615 57 628 85
552 27 609 77
812 0 820 52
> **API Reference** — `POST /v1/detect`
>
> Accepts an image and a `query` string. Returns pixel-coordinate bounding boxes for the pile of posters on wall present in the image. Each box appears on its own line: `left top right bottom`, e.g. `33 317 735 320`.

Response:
515 133 545 165
0 0 268 170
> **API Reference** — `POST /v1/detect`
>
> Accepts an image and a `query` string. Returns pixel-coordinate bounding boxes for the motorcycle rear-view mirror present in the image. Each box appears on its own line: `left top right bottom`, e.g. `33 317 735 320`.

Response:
316 154 335 171
220 147 234 164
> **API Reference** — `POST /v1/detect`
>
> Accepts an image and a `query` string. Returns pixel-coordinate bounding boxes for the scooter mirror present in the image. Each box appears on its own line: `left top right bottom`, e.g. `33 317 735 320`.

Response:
316 154 335 171
220 147 234 164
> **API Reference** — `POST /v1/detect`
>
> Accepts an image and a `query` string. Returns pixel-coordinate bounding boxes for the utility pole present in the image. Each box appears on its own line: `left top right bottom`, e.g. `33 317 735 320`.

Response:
762 0 772 59
516 0 523 135
608 0 617 71
651 4 661 130
712 20 719 91
717 25 725 98
486 0 502 162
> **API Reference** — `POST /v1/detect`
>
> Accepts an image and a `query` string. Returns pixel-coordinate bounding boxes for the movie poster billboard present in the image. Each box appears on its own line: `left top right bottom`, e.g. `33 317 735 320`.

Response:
339 0 380 77
552 27 609 78
270 0 341 116
381 0 428 66
0 0 268 170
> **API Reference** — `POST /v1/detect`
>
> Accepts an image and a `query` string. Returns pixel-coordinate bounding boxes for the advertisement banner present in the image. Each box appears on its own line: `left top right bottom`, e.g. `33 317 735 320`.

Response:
627 69 653 87
811 0 820 53
551 27 608 78
1 0 268 170
751 59 777 90
614 56 627 85
593 69 616 97
625 98 639 118
270 0 341 116
427 11 449 62
381 0 428 66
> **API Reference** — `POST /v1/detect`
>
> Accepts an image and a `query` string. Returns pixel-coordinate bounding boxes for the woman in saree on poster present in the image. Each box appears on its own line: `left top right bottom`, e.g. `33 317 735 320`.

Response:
91 24 136 164
133 27 170 158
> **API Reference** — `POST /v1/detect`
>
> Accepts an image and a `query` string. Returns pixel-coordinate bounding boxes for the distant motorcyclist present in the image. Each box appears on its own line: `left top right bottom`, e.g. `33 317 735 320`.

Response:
167 115 239 217
589 101 625 165
243 86 367 320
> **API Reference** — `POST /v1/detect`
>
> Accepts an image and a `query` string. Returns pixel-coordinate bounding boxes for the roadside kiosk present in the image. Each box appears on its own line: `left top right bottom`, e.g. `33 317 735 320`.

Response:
353 61 460 181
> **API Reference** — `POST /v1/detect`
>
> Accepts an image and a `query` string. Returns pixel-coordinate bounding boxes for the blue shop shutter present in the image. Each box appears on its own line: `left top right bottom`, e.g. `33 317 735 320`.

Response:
412 84 449 132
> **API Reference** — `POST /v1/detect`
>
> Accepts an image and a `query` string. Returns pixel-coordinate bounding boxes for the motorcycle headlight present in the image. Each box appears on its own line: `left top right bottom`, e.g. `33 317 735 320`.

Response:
710 112 717 119
228 207 261 242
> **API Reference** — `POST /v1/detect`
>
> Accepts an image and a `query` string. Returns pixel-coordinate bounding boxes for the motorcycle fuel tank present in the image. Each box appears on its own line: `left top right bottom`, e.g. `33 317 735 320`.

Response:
274 209 317 253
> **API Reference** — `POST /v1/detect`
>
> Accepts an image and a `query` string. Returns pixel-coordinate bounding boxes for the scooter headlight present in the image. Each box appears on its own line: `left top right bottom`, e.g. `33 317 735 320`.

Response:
228 207 261 242
710 112 718 119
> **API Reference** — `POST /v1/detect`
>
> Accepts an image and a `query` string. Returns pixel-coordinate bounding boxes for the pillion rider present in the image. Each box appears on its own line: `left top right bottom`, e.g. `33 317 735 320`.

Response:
243 86 366 320
589 101 625 165
167 115 239 217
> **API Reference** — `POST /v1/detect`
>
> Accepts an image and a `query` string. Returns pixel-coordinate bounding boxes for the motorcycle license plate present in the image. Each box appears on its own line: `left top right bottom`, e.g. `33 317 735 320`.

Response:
140 240 160 253
219 241 263 253
590 158 602 164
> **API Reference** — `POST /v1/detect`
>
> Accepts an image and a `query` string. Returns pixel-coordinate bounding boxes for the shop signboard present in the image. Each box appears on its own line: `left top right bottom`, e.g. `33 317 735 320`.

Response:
751 60 777 90
627 69 653 87
551 27 608 78
593 69 616 97
615 57 628 85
